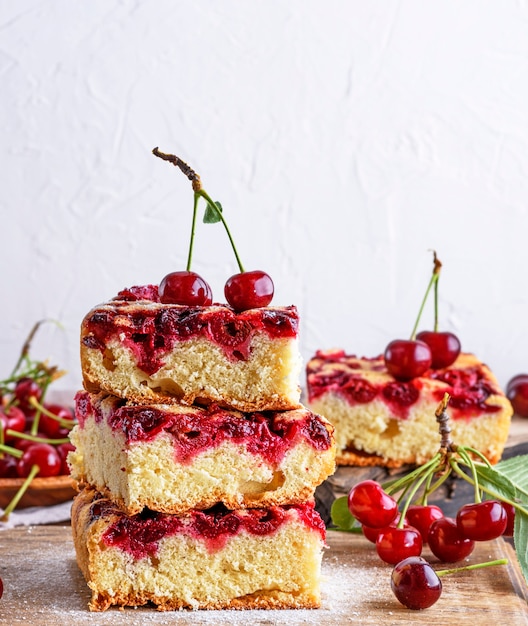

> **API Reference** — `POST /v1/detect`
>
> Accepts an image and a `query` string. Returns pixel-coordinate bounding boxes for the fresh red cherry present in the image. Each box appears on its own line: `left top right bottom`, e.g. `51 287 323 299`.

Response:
391 556 442 610
428 517 474 562
405 504 444 543
224 270 274 312
384 339 432 381
416 330 461 369
506 374 528 418
38 404 74 438
362 513 406 543
16 443 62 478
0 576 3 600
347 480 398 528
0 454 18 478
158 271 213 306
56 441 76 475
0 406 26 442
376 525 423 565
456 500 508 541
14 377 42 414
502 502 516 537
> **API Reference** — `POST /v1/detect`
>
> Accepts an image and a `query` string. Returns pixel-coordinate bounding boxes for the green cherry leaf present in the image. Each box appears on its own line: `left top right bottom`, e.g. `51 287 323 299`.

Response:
495 455 528 499
330 495 360 532
514 505 528 586
203 200 222 224
472 456 528 587
474 463 519 503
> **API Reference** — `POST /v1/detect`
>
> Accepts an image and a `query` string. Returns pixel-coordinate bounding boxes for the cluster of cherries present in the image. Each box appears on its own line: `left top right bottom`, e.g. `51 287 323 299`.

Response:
0 377 75 481
152 148 274 313
348 479 512 609
382 253 528 421
159 268 274 312
383 253 462 381
0 322 76 519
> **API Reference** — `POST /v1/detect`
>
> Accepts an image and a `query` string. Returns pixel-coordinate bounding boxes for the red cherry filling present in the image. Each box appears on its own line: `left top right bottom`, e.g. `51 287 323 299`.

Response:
224 270 274 312
506 374 528 417
416 330 461 369
159 271 213 306
384 339 432 381
100 501 323 558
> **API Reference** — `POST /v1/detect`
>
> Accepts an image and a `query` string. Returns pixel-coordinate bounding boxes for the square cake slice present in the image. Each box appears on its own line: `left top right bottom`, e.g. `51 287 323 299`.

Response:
306 350 513 467
68 391 336 515
80 286 302 412
71 489 326 611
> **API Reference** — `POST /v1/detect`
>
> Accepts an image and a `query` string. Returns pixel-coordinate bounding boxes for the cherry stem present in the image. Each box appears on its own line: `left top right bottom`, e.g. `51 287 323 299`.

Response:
28 396 74 430
9 319 63 381
1 464 40 521
436 558 508 578
152 147 245 273
449 459 528 516
398 466 439 528
435 393 453 451
29 380 52 437
185 192 200 272
0 443 23 459
6 430 70 446
384 452 442 496
410 251 442 340
196 188 245 273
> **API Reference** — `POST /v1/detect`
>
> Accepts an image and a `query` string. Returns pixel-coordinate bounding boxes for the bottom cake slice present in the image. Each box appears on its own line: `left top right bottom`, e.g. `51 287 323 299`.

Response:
71 489 326 611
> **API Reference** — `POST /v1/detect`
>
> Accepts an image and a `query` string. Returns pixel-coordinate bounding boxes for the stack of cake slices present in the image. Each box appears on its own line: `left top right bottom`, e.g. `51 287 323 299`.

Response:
68 285 336 611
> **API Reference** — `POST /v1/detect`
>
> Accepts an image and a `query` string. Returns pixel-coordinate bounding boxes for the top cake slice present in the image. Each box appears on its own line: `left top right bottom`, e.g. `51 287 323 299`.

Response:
80 286 302 412
306 349 513 467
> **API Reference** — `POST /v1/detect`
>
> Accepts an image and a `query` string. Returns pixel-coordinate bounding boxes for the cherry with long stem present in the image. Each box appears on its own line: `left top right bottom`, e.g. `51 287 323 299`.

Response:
153 148 274 311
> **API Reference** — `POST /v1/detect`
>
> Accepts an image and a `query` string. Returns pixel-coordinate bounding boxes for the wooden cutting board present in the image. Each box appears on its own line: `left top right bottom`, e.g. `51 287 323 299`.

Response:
0 525 526 625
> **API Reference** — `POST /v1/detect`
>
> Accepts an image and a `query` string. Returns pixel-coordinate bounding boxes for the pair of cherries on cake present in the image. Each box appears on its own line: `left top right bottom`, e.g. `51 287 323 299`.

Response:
151 148 274 314
384 254 461 380
159 268 274 313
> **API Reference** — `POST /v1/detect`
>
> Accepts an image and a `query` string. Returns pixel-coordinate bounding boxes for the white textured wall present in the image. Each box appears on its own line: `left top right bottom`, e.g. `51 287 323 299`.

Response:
2 0 528 394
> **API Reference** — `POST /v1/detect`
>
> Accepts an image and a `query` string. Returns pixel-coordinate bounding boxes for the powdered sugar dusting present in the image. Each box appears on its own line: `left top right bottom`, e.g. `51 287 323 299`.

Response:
1 526 392 625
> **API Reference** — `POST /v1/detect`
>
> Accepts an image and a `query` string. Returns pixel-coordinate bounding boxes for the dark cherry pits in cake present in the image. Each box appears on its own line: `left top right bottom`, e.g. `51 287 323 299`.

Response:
416 330 461 369
224 270 274 312
159 271 213 306
94 499 325 558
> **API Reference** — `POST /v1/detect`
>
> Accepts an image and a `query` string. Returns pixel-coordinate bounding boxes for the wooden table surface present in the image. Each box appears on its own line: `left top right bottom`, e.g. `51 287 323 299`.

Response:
0 525 526 625
0 418 527 625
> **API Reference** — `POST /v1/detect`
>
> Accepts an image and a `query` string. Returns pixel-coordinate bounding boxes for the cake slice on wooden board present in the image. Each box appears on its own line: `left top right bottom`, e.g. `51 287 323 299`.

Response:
71 489 326 612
